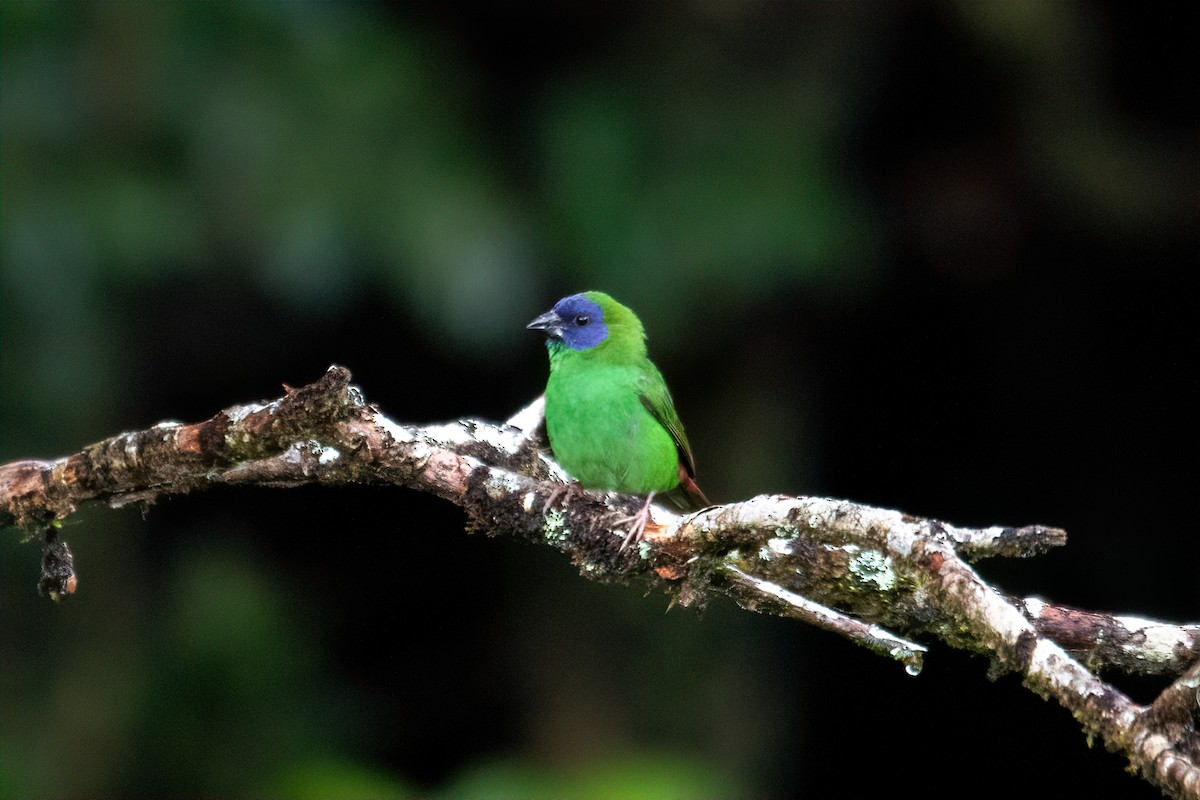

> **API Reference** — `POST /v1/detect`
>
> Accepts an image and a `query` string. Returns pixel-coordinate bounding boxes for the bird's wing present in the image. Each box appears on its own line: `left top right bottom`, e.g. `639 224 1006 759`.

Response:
637 365 696 480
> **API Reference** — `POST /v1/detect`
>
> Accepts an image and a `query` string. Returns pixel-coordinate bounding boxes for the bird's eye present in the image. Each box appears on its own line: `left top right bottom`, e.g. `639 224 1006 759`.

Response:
574 314 590 326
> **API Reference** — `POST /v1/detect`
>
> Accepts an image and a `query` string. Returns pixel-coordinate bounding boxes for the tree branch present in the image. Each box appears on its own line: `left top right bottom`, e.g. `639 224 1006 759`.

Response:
2 366 1197 799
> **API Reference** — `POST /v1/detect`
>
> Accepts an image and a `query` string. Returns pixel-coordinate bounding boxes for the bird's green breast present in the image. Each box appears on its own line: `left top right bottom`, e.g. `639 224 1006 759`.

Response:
543 350 681 495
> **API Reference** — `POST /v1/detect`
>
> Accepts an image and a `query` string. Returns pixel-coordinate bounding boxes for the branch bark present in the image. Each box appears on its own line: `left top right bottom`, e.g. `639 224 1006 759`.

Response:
3 366 1198 799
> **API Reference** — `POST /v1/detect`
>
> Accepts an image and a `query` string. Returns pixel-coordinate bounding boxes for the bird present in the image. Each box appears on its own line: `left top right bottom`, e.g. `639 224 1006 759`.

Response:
527 291 708 547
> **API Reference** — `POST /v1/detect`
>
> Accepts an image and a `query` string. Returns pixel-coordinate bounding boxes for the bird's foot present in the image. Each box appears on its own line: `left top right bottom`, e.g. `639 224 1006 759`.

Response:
542 480 584 513
613 492 657 552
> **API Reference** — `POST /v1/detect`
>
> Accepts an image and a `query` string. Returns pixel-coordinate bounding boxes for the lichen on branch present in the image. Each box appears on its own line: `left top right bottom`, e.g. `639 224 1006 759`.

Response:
1 365 1197 799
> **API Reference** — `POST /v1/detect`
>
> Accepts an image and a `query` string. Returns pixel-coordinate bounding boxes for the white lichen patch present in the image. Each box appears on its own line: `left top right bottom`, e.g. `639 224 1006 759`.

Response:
767 538 793 557
153 421 182 441
638 540 653 560
847 548 897 592
1114 616 1187 663
1115 614 1158 631
522 491 537 513
226 402 267 423
757 537 795 561
415 418 530 457
406 441 432 463
421 420 474 446
485 472 527 500
374 414 414 443
882 517 924 558
315 445 341 464
1024 596 1046 617
469 421 526 455
1029 639 1117 712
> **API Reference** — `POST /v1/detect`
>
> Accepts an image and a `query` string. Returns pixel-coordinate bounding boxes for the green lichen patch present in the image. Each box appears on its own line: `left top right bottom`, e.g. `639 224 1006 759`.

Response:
847 548 897 592
542 507 569 544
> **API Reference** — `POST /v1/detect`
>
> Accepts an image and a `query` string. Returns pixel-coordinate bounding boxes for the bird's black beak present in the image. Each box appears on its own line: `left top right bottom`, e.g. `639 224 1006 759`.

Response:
526 310 563 339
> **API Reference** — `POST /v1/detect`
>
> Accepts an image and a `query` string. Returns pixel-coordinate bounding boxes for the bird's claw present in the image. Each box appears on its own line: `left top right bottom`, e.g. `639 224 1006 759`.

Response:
613 492 657 552
542 480 584 513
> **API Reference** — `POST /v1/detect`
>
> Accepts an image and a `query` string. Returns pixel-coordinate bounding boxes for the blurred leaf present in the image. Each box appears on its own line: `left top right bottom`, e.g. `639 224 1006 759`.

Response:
271 759 412 800
442 753 740 800
440 759 564 800
571 754 739 800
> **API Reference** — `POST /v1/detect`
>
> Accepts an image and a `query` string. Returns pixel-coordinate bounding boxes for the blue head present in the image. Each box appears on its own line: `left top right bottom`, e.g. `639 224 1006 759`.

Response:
527 293 609 351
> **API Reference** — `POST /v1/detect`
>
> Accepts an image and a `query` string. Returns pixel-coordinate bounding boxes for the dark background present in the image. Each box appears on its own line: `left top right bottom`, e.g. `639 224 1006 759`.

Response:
2 3 1196 798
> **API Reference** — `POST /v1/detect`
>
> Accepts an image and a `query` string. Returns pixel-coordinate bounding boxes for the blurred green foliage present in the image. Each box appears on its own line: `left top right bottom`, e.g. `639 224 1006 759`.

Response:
2 2 1194 798
1 2 873 408
440 752 736 800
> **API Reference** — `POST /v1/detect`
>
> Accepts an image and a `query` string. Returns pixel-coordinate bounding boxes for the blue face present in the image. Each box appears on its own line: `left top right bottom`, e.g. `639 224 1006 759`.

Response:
551 294 608 350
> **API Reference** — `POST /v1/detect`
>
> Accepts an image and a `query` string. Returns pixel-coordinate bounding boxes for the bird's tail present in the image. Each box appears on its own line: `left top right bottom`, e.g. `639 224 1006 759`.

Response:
671 464 711 511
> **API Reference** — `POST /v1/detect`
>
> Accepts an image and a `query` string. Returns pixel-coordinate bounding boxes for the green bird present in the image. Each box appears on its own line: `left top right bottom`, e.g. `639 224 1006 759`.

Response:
527 291 708 544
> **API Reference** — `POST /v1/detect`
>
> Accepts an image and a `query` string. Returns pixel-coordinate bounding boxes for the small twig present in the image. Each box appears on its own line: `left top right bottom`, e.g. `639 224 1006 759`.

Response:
719 564 927 674
1020 596 1200 676
37 525 77 601
939 520 1068 560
